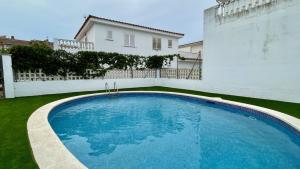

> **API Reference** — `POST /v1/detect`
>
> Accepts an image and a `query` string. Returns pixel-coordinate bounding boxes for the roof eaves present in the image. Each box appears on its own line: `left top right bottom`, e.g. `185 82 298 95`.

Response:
74 15 184 39
179 41 203 48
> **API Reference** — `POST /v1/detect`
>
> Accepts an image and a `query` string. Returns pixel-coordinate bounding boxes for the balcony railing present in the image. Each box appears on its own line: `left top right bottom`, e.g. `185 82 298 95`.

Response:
54 39 94 52
179 51 200 60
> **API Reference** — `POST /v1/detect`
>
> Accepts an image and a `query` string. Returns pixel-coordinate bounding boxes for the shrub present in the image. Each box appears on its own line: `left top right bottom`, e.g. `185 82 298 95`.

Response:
145 55 177 69
10 43 54 72
10 44 179 78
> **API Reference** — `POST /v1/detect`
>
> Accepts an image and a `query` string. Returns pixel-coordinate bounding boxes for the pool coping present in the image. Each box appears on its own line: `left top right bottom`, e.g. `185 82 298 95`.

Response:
27 91 300 169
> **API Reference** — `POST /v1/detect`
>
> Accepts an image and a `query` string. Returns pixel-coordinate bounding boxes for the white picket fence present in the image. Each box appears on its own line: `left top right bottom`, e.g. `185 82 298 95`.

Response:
160 69 201 80
15 69 157 82
15 68 201 81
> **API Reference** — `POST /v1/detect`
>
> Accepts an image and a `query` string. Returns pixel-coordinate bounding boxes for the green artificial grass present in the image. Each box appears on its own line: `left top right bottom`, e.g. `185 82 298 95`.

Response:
0 86 299 169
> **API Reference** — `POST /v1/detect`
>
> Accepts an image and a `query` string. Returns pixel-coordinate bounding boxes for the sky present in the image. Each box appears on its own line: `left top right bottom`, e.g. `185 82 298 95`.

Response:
0 0 216 45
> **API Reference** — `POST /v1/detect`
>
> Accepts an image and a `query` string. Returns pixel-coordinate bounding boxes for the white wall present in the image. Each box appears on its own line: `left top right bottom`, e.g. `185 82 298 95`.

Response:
158 79 300 103
14 78 156 97
202 0 300 103
12 77 300 103
82 25 96 43
1 55 14 98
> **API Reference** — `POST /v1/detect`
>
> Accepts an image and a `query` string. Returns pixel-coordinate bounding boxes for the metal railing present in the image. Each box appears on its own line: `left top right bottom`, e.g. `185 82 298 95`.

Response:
113 82 119 94
187 52 201 80
105 82 110 94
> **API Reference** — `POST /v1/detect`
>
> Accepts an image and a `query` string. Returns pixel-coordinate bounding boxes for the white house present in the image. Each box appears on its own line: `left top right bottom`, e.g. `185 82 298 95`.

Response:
178 41 202 69
54 15 184 60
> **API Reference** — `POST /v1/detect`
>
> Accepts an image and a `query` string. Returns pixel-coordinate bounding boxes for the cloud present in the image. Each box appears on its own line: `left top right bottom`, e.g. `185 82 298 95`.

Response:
0 0 216 44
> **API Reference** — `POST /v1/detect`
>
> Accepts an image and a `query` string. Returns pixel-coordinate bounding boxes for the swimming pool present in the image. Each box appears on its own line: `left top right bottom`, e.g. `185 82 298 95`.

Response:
47 92 300 169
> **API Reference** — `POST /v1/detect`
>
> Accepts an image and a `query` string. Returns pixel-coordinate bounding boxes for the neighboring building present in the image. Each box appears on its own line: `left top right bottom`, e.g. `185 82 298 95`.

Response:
54 15 184 67
179 41 203 54
0 36 53 49
178 41 202 69
0 36 28 49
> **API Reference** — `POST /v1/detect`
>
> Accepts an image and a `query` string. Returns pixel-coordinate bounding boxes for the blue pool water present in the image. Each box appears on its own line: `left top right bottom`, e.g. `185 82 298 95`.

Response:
49 93 300 169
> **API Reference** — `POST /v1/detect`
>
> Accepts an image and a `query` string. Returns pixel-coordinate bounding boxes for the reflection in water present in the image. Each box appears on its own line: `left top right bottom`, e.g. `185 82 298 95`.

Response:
50 95 203 168
53 97 188 156
49 94 300 169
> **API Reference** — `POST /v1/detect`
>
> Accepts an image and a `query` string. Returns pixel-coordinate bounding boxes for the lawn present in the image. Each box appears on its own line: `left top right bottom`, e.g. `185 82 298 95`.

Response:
0 86 299 169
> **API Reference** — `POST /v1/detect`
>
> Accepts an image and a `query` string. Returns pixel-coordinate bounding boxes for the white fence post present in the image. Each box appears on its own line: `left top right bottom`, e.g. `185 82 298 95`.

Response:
1 54 15 98
156 69 160 79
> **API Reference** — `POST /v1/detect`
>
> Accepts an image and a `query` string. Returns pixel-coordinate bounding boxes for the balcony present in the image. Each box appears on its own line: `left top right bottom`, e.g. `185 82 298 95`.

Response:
54 39 94 53
179 51 201 60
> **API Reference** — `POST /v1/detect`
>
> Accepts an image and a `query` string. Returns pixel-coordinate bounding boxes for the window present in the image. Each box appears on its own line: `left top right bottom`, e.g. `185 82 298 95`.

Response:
130 34 135 47
153 37 161 50
168 40 173 48
106 30 113 41
124 33 135 47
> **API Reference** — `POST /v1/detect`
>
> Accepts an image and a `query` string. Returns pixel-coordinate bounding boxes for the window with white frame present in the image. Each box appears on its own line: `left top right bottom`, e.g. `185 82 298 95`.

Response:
124 33 135 47
106 30 113 41
153 37 161 50
168 39 173 48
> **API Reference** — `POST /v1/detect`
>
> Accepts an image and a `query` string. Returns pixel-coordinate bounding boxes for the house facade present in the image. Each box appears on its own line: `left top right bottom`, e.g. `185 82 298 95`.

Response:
55 15 183 57
179 41 203 54
178 41 202 69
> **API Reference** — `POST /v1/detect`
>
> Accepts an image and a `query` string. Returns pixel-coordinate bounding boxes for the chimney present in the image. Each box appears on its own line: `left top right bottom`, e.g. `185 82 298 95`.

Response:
11 36 15 40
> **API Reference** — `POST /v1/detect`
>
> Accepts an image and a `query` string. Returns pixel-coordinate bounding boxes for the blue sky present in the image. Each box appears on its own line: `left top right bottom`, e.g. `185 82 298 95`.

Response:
0 0 216 44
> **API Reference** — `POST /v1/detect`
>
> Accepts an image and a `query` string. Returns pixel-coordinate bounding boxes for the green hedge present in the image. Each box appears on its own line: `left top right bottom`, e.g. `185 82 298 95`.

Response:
10 43 180 79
